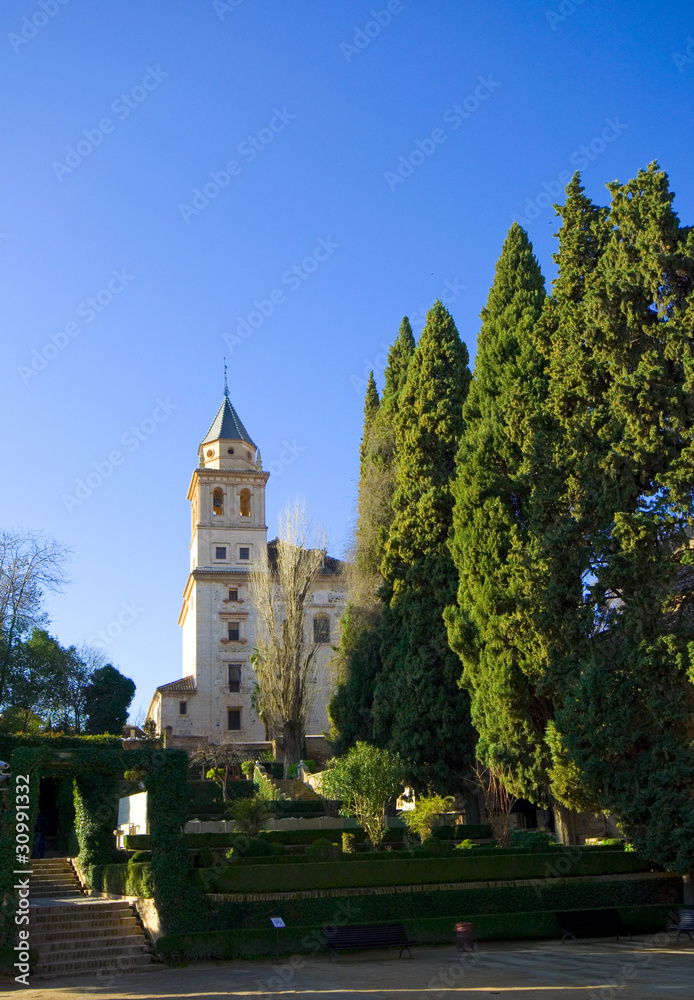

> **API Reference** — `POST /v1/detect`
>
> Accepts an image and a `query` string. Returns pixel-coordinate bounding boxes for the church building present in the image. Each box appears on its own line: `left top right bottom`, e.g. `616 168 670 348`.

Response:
146 389 348 749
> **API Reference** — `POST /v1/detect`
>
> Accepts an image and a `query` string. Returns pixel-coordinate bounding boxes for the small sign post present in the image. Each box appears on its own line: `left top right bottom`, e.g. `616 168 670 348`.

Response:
270 917 285 963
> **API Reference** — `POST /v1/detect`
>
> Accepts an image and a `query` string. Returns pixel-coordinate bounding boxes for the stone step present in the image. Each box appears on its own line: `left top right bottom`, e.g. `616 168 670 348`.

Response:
30 876 82 885
31 910 132 925
35 953 153 976
31 889 84 898
31 924 141 945
37 933 149 955
31 901 133 916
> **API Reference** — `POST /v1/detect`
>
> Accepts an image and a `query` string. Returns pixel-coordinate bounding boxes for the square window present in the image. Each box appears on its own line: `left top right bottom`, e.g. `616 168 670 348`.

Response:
228 663 242 692
228 588 238 601
239 547 250 560
179 701 187 716
228 622 240 641
313 615 331 644
215 546 227 560
228 709 241 731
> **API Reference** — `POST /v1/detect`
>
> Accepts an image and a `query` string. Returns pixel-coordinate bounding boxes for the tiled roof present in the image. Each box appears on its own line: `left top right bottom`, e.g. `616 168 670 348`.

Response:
202 395 255 447
156 675 196 693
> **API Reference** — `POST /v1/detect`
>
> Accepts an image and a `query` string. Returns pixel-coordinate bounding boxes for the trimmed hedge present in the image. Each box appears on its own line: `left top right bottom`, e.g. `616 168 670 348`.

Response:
268 801 326 817
191 849 654 895
205 875 682 930
91 861 154 897
187 780 253 818
155 903 677 963
432 824 493 841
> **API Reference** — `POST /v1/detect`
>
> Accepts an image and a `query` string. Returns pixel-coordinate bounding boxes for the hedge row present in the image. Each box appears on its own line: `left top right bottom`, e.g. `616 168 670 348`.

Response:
90 861 154 897
186 780 254 818
122 824 494 853
191 849 653 894
155 903 679 963
206 874 682 931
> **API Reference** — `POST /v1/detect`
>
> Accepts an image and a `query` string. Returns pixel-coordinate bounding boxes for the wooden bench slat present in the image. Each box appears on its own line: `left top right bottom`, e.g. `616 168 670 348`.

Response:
323 923 417 961
556 909 631 942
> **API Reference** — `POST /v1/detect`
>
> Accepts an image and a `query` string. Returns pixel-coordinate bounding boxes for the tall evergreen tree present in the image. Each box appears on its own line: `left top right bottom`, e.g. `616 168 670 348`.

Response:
444 223 549 801
374 301 475 792
545 165 694 870
330 322 416 752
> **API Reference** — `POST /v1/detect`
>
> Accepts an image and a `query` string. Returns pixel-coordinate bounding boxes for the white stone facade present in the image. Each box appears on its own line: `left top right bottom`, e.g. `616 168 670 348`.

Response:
146 393 347 747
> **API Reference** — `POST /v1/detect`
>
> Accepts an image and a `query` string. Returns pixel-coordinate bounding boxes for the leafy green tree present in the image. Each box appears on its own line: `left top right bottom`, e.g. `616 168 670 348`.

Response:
83 663 136 734
321 741 404 847
444 224 549 802
0 530 70 705
374 301 475 793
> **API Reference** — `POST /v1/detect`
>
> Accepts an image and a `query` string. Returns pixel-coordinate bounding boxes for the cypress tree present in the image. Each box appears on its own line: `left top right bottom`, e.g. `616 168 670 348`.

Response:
444 223 549 801
374 301 475 792
548 164 694 870
329 322 416 752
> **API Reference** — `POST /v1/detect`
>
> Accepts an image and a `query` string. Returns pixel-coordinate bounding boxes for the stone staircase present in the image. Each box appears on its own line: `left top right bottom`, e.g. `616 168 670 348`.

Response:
28 859 153 978
31 857 84 899
272 778 322 801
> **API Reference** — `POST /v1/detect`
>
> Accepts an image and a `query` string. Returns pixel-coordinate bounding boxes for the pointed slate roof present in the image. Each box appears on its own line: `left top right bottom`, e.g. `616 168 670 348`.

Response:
202 394 256 448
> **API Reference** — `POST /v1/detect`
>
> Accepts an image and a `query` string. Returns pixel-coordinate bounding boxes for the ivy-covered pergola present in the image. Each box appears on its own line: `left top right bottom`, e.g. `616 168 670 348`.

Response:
0 734 198 945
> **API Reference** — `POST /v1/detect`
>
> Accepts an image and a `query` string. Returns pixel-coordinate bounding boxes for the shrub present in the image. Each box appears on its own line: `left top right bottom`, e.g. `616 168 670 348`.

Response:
129 850 152 863
307 838 341 861
400 794 455 842
231 795 270 836
342 832 356 853
240 761 255 778
415 836 453 857
510 830 556 849
321 743 404 847
226 835 287 859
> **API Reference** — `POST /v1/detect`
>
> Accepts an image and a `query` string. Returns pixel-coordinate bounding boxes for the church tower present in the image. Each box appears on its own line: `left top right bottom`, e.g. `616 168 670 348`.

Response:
147 385 349 750
174 387 269 741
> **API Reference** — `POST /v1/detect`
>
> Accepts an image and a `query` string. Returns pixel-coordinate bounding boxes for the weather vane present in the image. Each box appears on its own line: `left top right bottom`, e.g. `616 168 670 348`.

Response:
223 357 229 398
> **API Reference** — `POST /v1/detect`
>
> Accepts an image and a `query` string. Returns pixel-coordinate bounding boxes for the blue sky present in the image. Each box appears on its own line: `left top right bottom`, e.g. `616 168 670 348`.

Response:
1 0 692 720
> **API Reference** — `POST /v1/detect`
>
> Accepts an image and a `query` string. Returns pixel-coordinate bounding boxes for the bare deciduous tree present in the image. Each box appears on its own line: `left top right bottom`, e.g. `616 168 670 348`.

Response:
0 531 70 705
472 761 517 848
250 501 327 767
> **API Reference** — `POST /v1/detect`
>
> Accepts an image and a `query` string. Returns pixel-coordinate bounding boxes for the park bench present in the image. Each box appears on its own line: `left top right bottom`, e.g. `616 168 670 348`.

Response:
668 909 694 941
323 923 417 961
556 908 632 943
